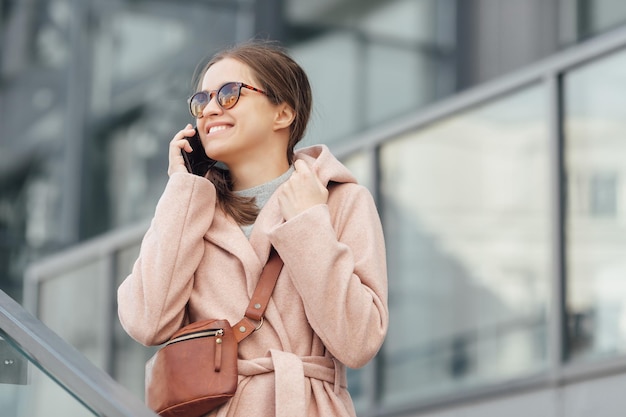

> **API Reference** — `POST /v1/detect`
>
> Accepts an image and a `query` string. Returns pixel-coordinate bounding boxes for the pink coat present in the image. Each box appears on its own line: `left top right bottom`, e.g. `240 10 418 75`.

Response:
118 145 388 416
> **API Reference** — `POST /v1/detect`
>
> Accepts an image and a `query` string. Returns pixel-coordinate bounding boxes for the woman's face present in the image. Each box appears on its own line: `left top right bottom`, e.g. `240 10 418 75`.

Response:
195 58 281 166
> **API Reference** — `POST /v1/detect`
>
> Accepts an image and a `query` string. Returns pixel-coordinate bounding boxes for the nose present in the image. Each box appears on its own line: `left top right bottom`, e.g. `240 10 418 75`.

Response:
200 92 222 118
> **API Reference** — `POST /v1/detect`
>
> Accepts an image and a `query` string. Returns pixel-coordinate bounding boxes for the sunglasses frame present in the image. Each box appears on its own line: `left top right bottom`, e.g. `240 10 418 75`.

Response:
187 82 267 118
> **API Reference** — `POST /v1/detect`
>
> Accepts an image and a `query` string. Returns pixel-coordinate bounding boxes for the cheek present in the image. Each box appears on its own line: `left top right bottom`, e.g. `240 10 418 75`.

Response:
240 109 275 134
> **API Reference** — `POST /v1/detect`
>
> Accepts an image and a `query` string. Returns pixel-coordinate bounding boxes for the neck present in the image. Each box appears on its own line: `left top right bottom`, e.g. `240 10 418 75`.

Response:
229 158 291 191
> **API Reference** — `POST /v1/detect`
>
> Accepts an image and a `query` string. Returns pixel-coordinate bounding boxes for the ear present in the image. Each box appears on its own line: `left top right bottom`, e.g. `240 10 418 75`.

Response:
273 103 296 131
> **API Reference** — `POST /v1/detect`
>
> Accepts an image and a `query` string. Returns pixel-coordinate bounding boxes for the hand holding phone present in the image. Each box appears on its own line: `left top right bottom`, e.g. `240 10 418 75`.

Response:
181 128 217 176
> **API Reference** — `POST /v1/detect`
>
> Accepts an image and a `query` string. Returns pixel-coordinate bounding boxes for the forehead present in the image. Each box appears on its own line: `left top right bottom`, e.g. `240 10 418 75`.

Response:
201 58 257 90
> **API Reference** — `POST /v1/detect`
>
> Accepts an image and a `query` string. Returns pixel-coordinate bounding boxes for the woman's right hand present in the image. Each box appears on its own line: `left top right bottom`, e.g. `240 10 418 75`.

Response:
168 124 196 177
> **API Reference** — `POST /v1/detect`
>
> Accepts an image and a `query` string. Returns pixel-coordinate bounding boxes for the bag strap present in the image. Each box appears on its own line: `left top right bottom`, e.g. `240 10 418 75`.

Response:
233 247 283 343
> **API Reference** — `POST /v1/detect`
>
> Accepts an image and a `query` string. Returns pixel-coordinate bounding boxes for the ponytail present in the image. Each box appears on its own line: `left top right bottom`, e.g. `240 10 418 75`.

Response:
205 168 259 225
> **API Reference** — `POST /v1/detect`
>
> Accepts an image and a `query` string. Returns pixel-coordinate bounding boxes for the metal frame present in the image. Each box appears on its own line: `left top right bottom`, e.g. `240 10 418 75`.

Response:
23 220 149 316
20 23 626 417
331 24 626 159
0 288 157 417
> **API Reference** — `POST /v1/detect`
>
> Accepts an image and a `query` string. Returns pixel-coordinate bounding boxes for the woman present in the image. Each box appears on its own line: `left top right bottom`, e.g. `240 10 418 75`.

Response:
117 41 388 417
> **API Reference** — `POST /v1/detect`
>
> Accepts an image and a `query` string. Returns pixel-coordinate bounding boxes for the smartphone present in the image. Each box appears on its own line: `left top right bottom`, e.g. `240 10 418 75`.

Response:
181 128 217 176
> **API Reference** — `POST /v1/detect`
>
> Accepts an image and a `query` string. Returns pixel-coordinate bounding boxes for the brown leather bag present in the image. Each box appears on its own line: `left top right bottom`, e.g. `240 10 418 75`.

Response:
145 248 283 417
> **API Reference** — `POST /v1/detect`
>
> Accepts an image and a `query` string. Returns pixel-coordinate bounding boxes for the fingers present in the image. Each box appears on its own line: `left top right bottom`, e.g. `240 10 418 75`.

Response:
292 159 309 175
293 159 305 171
277 160 328 221
292 159 327 195
292 160 317 185
168 124 196 176
171 123 195 152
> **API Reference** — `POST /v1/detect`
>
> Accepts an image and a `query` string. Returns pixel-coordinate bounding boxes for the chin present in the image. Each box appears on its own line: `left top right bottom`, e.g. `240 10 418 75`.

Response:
205 148 232 166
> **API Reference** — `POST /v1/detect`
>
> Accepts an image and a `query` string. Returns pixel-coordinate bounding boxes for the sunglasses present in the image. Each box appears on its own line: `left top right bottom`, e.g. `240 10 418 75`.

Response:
188 82 267 118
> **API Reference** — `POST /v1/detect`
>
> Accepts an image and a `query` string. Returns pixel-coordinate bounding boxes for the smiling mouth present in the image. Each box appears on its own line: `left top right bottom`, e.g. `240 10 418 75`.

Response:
208 125 230 134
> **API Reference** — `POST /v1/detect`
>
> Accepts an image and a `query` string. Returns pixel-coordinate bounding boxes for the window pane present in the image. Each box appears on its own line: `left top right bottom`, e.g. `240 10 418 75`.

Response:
342 151 375 193
580 0 626 38
293 33 363 146
564 48 626 362
379 86 550 406
38 259 110 369
365 43 434 125
289 0 456 146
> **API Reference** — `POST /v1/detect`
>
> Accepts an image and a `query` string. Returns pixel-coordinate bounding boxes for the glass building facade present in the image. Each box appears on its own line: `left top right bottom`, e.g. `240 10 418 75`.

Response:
3 1 626 416
379 86 551 406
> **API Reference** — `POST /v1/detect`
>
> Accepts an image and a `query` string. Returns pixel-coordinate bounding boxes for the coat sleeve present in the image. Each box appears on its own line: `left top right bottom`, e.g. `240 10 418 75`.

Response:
268 183 388 368
117 172 217 346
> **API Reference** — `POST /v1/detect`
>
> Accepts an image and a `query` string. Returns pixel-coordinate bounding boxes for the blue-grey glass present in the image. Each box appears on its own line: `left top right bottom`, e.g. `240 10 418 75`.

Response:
293 34 363 146
564 48 626 362
38 259 110 369
0 336 97 417
103 6 241 229
342 151 375 194
579 0 626 37
290 0 455 147
365 43 434 126
379 86 550 406
362 0 453 126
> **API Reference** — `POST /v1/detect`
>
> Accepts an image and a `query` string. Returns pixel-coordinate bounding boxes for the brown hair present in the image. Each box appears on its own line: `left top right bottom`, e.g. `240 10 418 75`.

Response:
195 41 312 225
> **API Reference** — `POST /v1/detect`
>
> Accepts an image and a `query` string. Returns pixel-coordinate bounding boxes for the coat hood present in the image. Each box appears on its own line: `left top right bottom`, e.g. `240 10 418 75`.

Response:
294 145 357 186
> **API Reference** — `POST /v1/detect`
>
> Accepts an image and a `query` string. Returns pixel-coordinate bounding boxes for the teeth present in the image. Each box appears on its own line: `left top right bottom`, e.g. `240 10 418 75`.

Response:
209 125 229 134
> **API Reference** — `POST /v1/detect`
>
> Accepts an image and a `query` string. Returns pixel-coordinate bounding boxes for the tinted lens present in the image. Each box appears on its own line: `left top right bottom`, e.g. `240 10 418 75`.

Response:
217 82 241 109
189 92 209 117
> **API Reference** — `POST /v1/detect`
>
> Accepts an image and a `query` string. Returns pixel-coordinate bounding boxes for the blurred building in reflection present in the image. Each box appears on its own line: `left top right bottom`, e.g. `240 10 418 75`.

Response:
2 1 626 417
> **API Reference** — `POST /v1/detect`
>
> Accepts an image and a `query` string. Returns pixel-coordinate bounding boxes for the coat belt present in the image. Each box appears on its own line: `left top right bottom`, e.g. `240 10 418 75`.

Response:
236 350 347 416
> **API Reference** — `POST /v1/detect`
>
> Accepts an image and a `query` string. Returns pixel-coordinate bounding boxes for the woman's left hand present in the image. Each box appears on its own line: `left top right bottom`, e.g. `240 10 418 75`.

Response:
277 160 329 221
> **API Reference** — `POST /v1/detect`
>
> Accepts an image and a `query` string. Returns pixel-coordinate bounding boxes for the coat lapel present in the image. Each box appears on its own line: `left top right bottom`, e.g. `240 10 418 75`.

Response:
205 207 263 292
205 192 285 297
247 190 284 292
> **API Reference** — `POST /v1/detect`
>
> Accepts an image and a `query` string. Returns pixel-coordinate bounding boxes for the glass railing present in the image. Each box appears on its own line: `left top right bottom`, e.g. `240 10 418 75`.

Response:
0 288 157 417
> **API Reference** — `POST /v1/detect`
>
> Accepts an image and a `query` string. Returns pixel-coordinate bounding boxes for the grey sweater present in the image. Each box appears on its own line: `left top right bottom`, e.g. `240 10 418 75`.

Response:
233 166 294 238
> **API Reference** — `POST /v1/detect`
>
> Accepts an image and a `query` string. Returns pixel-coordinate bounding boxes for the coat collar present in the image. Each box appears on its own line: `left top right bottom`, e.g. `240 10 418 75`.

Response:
292 144 356 187
203 144 356 295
